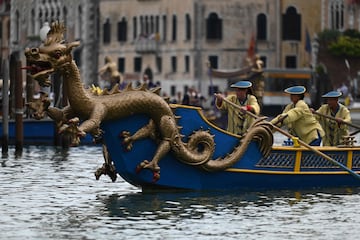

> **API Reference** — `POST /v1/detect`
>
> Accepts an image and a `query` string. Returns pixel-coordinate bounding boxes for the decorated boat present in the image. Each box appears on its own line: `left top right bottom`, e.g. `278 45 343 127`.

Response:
23 22 360 192
99 104 360 191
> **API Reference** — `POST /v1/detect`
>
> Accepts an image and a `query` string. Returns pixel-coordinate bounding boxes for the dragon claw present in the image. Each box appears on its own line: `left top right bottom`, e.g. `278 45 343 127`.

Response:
120 131 130 138
58 124 69 134
136 160 160 171
136 160 161 181
121 140 133 151
68 117 80 124
95 162 117 182
57 118 86 146
26 94 51 120
152 171 160 182
77 130 86 137
125 144 132 151
140 160 149 167
136 160 148 173
120 131 133 151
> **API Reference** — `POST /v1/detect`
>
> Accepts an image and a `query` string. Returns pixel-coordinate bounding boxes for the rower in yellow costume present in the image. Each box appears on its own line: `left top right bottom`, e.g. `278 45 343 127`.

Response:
215 80 260 135
313 91 351 146
271 86 324 146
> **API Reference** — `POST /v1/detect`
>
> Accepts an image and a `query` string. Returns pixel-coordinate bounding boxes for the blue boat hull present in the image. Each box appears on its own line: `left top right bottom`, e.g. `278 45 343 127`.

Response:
0 119 94 145
101 105 360 191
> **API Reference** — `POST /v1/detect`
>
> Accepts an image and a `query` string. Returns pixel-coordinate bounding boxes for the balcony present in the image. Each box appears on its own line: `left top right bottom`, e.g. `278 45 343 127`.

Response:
134 36 159 54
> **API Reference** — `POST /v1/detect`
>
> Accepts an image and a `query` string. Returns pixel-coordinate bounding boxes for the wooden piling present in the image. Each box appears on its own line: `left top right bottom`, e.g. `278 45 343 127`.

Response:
1 59 9 155
13 57 23 154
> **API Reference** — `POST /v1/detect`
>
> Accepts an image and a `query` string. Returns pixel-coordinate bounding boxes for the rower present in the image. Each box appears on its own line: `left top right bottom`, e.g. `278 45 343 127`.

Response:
312 91 351 146
271 86 324 146
215 80 260 135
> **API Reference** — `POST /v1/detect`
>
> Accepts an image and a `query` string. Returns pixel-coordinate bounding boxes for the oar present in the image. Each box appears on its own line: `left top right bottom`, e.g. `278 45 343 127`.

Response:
350 129 360 136
215 94 360 180
312 110 360 130
313 109 360 136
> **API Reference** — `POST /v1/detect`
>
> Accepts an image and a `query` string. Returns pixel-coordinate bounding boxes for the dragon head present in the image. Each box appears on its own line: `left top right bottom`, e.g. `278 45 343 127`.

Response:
23 21 80 87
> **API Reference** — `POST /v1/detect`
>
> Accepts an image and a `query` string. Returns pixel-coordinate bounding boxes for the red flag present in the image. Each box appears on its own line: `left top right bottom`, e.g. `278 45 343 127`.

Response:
247 33 256 59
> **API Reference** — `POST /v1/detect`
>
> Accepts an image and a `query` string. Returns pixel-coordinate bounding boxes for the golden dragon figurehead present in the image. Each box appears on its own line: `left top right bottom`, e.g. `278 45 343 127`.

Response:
24 21 80 87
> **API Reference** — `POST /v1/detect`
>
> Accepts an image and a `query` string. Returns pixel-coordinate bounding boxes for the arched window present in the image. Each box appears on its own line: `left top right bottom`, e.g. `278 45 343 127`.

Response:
56 7 60 21
39 9 43 27
150 16 154 34
118 58 125 73
162 15 167 41
184 55 190 72
257 13 267 40
133 17 137 40
15 10 20 42
145 16 149 35
282 7 301 41
172 15 177 41
206 13 222 40
185 14 191 40
30 9 35 35
117 17 127 42
171 56 177 72
63 7 67 31
134 57 142 73
50 8 54 22
75 6 82 40
329 0 344 30
45 10 48 22
155 16 159 33
103 18 111 44
140 16 144 36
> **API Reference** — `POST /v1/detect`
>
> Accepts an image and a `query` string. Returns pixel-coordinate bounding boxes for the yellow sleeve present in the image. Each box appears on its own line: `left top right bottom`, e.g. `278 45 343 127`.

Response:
247 95 260 115
283 101 308 124
216 95 236 111
338 104 351 130
314 105 324 121
270 103 292 125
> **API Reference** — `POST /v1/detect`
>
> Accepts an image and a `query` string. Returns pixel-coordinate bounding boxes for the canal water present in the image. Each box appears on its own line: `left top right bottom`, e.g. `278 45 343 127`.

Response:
1 143 359 240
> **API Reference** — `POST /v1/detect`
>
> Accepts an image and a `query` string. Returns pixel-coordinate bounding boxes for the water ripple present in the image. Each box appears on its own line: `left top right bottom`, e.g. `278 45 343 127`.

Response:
0 146 359 239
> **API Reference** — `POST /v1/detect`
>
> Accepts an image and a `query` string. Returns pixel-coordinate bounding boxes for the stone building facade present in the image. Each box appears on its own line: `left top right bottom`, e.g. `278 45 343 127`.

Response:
5 0 360 106
98 0 325 104
9 0 99 88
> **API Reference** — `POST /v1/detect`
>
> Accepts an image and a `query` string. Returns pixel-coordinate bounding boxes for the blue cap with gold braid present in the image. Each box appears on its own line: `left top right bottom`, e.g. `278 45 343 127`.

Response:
284 86 306 94
230 80 252 89
321 91 342 98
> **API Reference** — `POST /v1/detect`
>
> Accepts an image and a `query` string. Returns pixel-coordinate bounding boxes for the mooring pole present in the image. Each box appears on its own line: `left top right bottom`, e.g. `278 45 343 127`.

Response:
1 59 9 156
14 59 23 154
